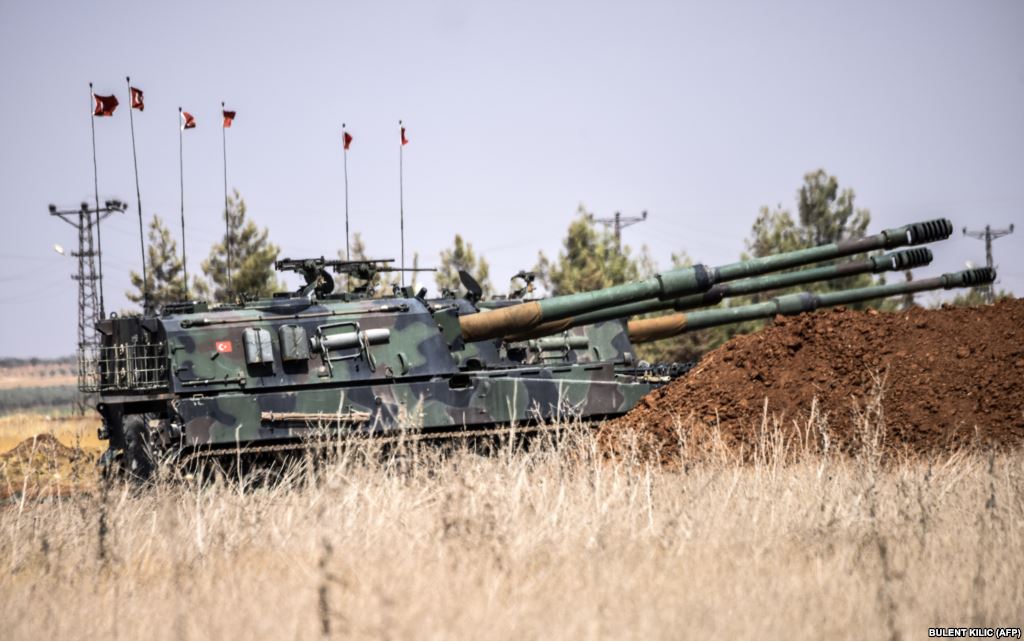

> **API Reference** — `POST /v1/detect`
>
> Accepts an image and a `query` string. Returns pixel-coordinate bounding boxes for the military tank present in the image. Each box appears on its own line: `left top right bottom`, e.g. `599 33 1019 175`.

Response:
82 217 957 476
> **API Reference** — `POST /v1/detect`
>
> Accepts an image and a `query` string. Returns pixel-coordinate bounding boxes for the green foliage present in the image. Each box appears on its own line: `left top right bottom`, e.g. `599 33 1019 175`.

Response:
127 214 188 309
195 190 281 303
535 205 648 295
744 169 880 303
640 170 881 364
436 235 492 297
943 286 1014 308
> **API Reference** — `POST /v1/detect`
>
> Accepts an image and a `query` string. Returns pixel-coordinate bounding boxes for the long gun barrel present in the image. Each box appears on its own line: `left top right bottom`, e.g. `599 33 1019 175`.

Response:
627 267 996 343
460 219 951 341
513 247 934 340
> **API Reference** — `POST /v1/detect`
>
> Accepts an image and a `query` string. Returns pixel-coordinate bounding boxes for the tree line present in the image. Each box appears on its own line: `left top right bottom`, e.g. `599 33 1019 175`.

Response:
128 169 997 361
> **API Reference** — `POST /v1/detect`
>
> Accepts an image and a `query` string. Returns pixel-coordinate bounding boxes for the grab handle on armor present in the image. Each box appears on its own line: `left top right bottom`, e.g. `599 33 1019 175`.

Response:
310 322 391 375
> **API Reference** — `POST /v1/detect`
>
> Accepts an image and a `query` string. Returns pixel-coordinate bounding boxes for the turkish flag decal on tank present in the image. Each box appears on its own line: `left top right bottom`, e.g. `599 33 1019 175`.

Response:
215 341 233 353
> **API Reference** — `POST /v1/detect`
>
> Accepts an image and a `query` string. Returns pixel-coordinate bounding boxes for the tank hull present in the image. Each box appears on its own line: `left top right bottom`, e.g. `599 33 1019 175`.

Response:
171 362 651 448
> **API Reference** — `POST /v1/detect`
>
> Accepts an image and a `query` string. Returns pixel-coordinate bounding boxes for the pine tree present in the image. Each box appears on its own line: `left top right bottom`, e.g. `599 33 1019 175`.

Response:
126 214 188 310
534 204 642 295
196 190 280 302
435 234 492 297
744 169 874 296
639 171 878 364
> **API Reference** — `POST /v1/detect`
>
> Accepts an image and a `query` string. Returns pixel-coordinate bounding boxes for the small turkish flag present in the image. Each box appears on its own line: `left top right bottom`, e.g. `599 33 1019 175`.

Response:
93 94 119 117
343 131 353 150
400 126 408 146
130 87 144 111
222 109 236 128
215 341 233 353
181 111 196 130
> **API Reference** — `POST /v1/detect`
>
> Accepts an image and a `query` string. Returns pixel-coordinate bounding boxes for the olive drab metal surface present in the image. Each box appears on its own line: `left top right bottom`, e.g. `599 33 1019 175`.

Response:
459 219 953 342
627 268 997 343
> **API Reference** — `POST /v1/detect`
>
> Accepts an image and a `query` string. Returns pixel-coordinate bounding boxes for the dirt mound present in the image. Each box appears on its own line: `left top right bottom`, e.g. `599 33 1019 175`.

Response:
2 433 81 461
605 299 1024 461
1 434 95 499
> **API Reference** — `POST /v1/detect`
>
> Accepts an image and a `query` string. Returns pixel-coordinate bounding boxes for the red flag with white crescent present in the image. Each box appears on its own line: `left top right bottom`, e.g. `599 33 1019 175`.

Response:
181 111 196 130
222 110 236 128
343 131 353 150
129 87 144 111
92 94 119 117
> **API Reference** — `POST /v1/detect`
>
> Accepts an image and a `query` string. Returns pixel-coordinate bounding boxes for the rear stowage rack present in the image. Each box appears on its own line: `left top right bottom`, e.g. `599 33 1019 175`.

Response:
78 342 169 393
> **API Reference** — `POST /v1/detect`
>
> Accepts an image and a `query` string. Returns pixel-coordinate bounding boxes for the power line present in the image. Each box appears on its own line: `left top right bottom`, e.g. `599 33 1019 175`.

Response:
48 200 126 349
962 223 1014 304
587 210 648 253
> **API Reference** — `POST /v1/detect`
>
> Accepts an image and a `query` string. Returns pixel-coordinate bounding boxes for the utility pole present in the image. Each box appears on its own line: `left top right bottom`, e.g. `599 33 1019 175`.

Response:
963 223 1014 303
587 210 648 253
49 200 126 350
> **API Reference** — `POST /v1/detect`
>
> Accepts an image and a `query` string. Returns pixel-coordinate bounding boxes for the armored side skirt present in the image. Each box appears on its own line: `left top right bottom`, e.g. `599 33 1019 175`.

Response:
174 364 651 448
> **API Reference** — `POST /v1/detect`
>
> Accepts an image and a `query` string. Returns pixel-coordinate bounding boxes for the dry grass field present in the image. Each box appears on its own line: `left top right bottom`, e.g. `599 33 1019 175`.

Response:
1 415 1021 641
0 413 102 453
0 414 102 499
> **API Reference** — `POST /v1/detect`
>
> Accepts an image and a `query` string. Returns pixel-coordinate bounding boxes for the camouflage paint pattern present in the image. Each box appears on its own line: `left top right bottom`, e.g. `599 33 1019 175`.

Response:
90 286 650 456
174 361 649 447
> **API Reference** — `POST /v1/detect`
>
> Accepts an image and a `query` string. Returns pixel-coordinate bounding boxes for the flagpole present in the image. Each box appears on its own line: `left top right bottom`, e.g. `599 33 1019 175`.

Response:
88 82 106 318
179 107 189 299
343 123 350 261
399 119 405 288
126 77 149 311
222 101 232 297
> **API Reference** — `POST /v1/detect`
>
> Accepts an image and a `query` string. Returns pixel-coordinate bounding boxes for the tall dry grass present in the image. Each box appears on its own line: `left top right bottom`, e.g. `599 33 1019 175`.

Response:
1 414 1021 641
0 413 102 453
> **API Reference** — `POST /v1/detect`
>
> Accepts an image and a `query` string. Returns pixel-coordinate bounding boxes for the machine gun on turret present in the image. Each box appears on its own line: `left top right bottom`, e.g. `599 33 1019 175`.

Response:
275 257 436 299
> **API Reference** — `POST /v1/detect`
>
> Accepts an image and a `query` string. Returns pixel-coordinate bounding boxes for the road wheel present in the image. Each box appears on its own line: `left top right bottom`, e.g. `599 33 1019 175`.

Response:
122 414 155 481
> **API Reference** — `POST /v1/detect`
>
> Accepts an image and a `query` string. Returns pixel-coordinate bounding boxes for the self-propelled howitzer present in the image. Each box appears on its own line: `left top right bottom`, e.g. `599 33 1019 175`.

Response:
84 258 656 477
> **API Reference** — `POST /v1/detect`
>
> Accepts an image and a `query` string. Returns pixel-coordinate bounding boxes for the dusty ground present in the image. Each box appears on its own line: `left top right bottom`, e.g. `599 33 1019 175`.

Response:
606 299 1024 462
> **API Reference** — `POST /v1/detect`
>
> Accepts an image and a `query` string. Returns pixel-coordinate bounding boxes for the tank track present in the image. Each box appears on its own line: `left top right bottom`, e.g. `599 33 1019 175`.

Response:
177 422 571 469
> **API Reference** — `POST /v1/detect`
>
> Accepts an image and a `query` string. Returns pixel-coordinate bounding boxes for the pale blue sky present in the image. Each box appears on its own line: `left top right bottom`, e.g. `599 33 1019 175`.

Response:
1 0 1021 357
